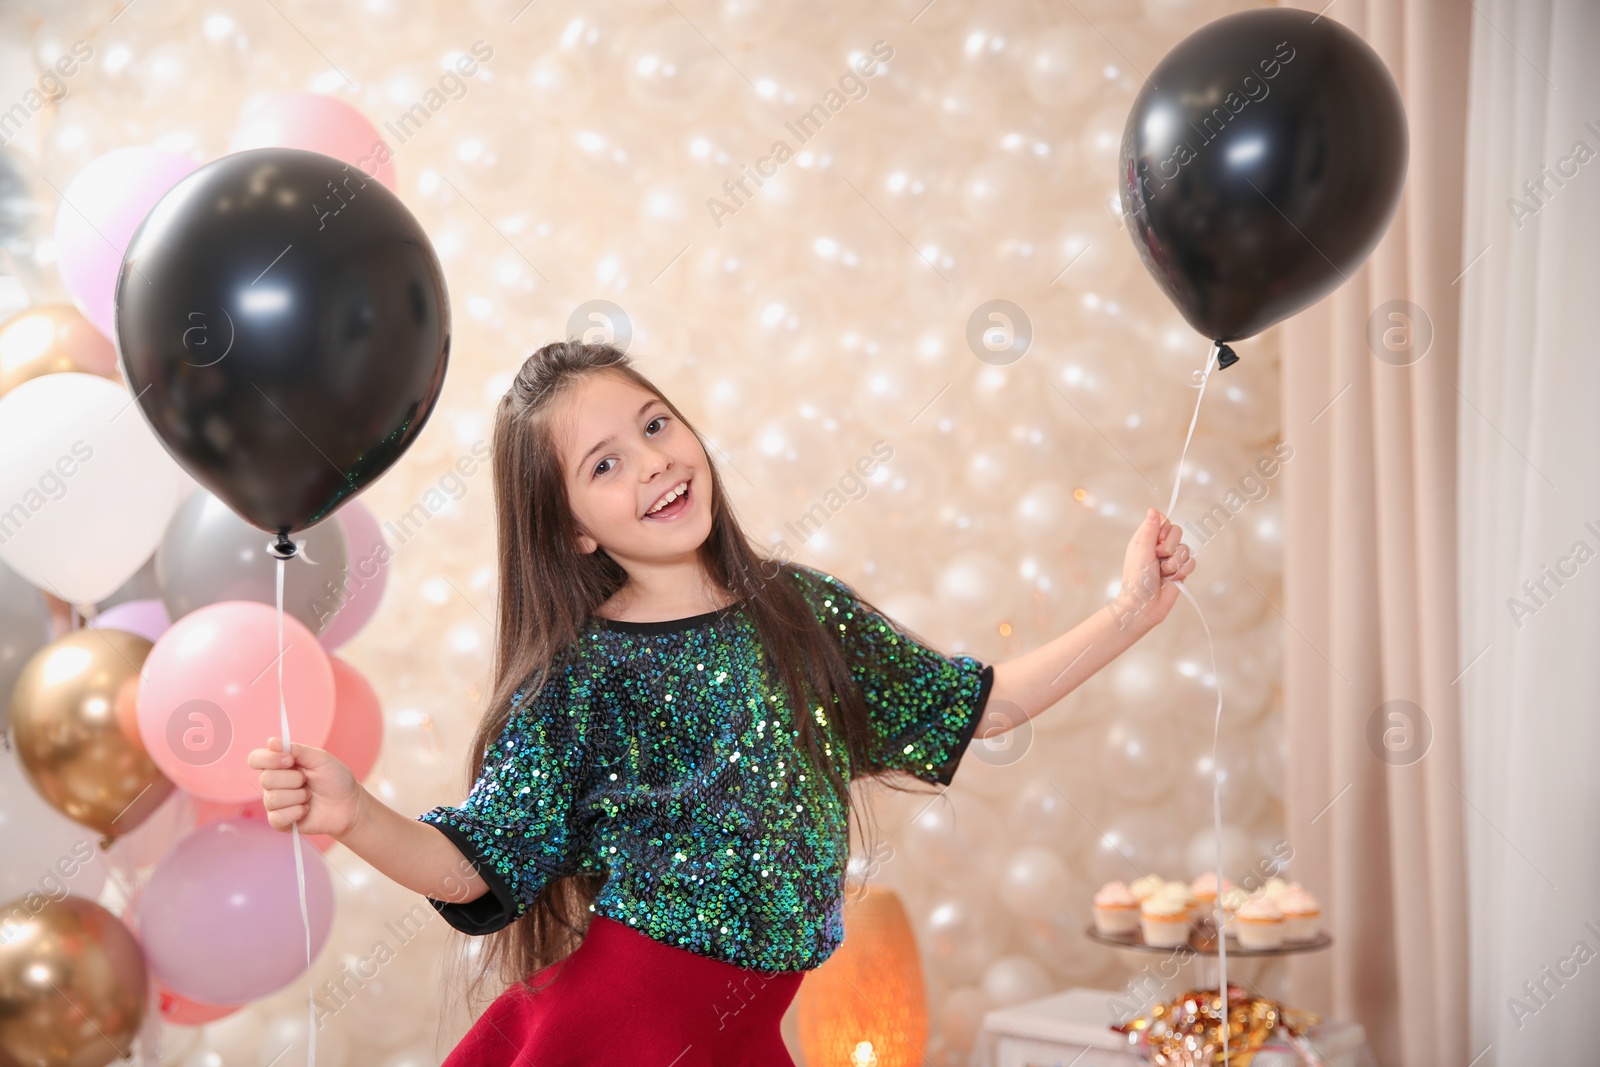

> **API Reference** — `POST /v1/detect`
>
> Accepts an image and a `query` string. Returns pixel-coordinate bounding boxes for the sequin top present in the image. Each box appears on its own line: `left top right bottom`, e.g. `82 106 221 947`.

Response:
417 564 994 973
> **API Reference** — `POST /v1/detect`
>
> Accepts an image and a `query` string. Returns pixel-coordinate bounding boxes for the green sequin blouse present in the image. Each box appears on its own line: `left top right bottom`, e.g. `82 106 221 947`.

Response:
417 564 994 973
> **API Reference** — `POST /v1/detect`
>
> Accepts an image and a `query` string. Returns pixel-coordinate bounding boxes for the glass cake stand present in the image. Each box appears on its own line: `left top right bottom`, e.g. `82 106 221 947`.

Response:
1085 922 1332 987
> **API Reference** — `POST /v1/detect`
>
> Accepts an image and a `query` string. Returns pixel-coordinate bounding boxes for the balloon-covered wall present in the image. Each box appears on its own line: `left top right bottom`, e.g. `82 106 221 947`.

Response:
0 0 1290 1063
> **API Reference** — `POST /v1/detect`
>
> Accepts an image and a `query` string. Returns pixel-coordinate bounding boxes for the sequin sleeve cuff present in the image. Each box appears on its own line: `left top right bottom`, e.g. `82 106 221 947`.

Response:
929 662 994 787
420 816 524 935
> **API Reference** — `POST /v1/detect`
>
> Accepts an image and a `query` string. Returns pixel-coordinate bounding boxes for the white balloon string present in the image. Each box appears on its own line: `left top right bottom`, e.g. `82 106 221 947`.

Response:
1165 340 1228 1067
276 553 316 1067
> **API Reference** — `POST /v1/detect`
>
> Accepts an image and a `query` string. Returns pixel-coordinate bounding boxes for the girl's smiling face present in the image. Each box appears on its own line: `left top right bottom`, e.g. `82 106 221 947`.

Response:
556 371 713 567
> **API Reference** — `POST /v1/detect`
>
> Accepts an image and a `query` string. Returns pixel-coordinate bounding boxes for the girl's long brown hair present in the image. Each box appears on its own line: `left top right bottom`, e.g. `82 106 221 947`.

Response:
447 339 940 1012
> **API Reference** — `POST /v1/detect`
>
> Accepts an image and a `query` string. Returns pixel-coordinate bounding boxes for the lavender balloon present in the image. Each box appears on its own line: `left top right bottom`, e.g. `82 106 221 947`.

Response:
88 598 171 644
136 819 334 1004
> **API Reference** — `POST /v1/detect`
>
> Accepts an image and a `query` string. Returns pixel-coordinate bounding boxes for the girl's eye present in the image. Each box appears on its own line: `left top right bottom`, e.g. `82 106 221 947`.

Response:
592 415 669 476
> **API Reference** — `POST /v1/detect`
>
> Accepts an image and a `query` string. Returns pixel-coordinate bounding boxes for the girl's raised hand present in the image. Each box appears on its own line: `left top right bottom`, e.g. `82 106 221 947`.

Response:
1116 508 1196 629
246 737 362 838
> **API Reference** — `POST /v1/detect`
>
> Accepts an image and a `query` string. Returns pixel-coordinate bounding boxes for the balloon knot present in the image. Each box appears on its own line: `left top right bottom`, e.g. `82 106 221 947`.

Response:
1216 343 1240 370
268 532 298 561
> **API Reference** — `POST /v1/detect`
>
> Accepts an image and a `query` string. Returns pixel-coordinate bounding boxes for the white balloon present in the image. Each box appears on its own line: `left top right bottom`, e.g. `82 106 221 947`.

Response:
745 277 837 370
920 891 1010 985
1022 26 1100 107
377 1043 445 1067
937 986 994 1054
199 1008 264 1064
1192 746 1269 830
0 373 187 604
950 0 1040 76
904 793 994 884
876 140 961 227
1184 824 1258 881
960 156 1037 226
160 1021 204 1065
935 74 1002 139
1086 806 1187 887
716 0 791 47
623 18 723 110
1006 775 1084 858
523 48 595 113
1105 647 1177 717
742 40 832 115
1021 911 1120 985
982 954 1053 1006
1100 713 1178 805
997 845 1074 919
257 1008 350 1067
935 551 1014 619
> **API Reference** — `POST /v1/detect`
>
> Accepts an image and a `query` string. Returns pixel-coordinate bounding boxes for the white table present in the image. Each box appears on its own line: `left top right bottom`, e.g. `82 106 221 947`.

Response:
972 988 1378 1067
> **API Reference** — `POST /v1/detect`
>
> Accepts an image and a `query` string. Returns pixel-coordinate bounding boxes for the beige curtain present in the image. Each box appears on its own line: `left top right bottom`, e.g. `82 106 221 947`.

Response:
1278 2 1470 1065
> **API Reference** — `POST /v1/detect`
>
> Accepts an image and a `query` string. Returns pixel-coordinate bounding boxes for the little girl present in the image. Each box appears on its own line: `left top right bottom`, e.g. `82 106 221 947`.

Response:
249 339 1194 1065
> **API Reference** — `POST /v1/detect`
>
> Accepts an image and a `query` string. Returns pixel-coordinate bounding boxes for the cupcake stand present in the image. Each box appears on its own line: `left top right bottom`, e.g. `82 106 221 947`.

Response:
1083 921 1332 989
969 927 1377 1067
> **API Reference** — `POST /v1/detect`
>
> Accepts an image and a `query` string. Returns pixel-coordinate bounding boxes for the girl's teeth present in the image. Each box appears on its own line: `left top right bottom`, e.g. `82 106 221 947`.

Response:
649 483 687 514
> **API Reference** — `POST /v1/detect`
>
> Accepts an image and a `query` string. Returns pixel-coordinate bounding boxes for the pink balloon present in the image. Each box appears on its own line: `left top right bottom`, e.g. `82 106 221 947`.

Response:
105 787 196 870
137 601 335 803
317 499 390 651
325 655 383 782
159 984 240 1026
136 819 334 1004
192 794 336 853
53 147 198 340
89 598 171 644
229 93 397 191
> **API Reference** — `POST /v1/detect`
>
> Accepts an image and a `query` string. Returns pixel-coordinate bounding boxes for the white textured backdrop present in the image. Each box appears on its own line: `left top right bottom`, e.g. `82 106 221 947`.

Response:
0 0 1289 1063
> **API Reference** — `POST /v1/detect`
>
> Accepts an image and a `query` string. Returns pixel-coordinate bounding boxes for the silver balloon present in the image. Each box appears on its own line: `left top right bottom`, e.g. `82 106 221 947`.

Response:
156 488 349 635
0 147 53 311
0 556 51 737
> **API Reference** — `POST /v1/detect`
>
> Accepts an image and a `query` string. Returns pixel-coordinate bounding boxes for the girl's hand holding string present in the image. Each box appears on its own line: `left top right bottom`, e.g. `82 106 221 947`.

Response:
247 737 361 837
247 736 493 907
1115 507 1196 629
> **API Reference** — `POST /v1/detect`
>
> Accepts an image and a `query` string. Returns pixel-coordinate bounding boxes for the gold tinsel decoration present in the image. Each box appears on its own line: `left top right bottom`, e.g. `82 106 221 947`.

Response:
1112 985 1323 1066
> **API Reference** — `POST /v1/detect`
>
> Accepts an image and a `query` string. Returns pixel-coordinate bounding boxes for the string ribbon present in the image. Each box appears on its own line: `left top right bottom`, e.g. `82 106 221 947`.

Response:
275 545 317 1067
1164 339 1230 1067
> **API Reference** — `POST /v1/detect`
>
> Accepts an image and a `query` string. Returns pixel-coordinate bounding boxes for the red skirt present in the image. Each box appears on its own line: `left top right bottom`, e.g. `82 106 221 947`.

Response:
441 914 807 1066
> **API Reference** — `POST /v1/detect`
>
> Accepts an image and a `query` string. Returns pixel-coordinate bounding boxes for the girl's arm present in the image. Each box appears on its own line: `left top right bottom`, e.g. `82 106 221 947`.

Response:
248 737 490 906
983 508 1193 733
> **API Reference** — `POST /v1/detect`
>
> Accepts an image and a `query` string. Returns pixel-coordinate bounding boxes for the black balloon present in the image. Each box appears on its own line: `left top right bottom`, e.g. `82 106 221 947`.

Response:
1118 8 1407 343
116 148 449 537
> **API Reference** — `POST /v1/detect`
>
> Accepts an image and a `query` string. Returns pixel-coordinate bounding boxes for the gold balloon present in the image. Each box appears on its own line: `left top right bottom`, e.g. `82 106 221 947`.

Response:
0 305 119 398
797 884 928 1066
9 629 173 843
0 895 149 1067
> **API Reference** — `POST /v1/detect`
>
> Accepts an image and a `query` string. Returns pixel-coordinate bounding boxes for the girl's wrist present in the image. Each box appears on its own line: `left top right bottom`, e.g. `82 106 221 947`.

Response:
1107 592 1158 636
335 783 373 844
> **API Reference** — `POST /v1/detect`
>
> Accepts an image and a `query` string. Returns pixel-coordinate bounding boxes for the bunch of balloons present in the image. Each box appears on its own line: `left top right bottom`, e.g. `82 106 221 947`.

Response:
0 91 448 1066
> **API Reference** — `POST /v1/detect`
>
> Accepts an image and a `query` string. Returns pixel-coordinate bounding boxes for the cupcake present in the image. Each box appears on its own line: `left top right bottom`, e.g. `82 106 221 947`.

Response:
1217 886 1250 933
1190 870 1237 905
1156 882 1198 926
1129 874 1167 903
1233 896 1284 949
1277 886 1321 942
1141 895 1192 948
1259 876 1291 902
1094 881 1141 935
